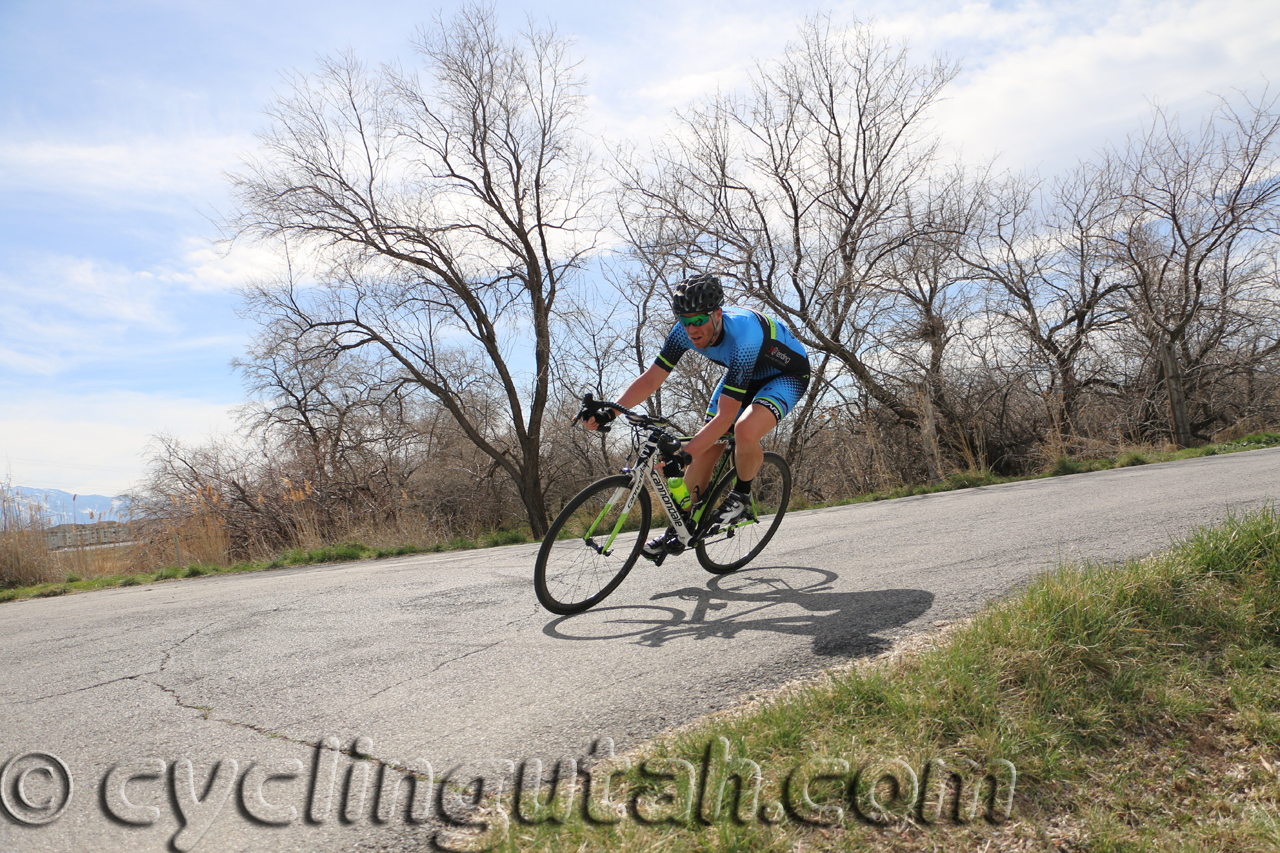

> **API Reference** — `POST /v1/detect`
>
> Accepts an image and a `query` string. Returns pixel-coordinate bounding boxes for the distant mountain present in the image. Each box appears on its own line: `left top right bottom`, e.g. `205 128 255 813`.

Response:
0 486 131 526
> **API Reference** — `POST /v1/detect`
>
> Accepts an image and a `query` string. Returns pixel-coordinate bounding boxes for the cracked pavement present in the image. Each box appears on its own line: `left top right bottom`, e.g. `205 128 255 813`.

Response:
2 448 1278 852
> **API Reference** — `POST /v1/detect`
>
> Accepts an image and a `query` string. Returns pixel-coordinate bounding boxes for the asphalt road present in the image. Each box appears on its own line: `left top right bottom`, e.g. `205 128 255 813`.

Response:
2 447 1278 852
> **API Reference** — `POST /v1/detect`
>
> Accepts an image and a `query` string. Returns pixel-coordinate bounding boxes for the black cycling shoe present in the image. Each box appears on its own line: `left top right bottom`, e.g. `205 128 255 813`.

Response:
641 526 683 562
711 490 752 527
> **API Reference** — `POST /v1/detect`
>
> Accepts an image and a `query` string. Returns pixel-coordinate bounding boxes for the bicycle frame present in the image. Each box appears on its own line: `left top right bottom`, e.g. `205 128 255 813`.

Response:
588 421 734 556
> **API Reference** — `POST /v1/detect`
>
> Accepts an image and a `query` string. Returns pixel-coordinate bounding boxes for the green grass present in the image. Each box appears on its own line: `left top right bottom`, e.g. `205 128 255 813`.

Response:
1115 450 1149 467
500 505 1280 852
484 528 533 548
1150 431 1280 461
1047 453 1113 476
824 432 1280 507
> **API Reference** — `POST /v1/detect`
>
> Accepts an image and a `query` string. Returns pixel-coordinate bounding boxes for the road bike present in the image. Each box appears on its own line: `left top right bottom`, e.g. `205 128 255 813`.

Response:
533 395 792 615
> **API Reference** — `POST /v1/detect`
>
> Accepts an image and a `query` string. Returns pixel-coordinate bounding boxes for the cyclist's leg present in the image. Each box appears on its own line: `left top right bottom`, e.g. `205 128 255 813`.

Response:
731 374 808 480
643 385 724 560
729 403 776 481
685 446 725 507
685 377 729 506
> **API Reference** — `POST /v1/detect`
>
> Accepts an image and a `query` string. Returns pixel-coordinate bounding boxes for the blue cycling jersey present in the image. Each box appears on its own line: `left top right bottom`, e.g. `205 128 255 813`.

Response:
654 307 810 406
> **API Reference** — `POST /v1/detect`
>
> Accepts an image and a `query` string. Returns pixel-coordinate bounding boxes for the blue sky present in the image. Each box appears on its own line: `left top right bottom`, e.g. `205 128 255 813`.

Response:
1 0 1276 496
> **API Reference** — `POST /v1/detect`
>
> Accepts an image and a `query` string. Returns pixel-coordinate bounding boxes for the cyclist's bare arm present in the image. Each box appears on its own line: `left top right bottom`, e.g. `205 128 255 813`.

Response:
582 368 740 470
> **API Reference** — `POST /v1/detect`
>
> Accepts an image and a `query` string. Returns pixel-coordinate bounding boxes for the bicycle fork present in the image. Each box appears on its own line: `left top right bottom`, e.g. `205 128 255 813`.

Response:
581 483 636 556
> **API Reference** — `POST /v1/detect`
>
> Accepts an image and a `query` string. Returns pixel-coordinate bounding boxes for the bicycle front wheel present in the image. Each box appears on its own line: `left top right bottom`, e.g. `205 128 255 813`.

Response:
535 475 651 615
695 452 792 574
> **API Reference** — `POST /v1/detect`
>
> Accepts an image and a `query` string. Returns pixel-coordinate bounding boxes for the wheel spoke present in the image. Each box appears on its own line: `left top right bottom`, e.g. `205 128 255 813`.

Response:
535 475 650 614
695 452 791 574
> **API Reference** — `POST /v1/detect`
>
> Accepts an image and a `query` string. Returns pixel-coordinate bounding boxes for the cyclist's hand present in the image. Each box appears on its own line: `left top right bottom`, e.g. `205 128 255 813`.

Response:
660 449 693 477
583 413 612 431
574 395 617 432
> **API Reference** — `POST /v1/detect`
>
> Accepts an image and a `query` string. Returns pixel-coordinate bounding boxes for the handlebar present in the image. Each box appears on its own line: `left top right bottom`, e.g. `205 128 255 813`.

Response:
572 392 615 432
574 393 683 444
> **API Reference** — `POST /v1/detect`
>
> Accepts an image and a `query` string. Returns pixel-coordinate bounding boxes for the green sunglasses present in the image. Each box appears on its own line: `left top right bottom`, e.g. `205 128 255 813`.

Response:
678 312 713 327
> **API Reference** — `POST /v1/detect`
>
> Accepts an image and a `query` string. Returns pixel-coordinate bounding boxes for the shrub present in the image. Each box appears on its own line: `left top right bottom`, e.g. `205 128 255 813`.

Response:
1049 455 1085 476
1115 451 1148 468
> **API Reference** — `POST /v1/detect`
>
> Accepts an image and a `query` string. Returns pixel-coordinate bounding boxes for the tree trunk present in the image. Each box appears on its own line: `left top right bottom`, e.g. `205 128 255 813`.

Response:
1158 341 1193 448
918 389 944 482
519 451 550 538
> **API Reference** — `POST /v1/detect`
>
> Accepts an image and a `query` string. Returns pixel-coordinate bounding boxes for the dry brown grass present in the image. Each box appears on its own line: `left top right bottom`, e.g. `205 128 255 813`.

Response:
1 488 59 585
127 512 230 574
1 483 234 586
3 534 177 587
0 528 59 586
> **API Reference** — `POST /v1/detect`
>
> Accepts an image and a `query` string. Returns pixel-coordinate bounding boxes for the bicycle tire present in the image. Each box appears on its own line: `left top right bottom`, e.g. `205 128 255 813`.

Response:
535 475 651 614
695 452 792 574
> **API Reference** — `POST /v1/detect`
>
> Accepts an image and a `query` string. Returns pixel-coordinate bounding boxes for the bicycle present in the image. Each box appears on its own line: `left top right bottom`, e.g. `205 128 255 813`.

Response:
533 394 793 615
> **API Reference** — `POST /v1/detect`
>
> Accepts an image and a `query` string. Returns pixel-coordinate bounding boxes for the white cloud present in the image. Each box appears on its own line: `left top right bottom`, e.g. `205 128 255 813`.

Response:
1 259 160 377
0 133 255 201
905 0 1280 173
166 238 293 294
0 240 279 377
578 0 1276 176
1 392 244 496
575 0 796 141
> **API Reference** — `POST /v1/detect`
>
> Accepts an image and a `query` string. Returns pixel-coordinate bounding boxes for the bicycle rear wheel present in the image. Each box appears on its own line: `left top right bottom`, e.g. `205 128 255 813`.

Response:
535 475 651 614
695 452 791 574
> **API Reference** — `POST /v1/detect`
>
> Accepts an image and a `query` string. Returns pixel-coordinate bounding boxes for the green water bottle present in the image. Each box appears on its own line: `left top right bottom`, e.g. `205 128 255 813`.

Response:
667 477 691 510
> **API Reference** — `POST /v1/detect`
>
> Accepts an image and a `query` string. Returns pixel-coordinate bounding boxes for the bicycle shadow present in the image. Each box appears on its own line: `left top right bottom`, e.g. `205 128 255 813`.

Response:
543 566 934 657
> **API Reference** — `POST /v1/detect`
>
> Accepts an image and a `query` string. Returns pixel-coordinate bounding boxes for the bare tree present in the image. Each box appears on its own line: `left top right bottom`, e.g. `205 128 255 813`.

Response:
230 5 603 535
234 333 430 524
615 15 972 470
136 433 293 559
959 166 1130 442
1104 93 1280 446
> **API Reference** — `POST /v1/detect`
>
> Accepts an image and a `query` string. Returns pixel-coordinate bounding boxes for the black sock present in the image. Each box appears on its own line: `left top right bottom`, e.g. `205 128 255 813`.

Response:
735 478 753 496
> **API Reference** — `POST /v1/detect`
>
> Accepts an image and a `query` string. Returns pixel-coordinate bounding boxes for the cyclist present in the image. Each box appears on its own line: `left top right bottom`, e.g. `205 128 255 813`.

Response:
582 273 810 559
